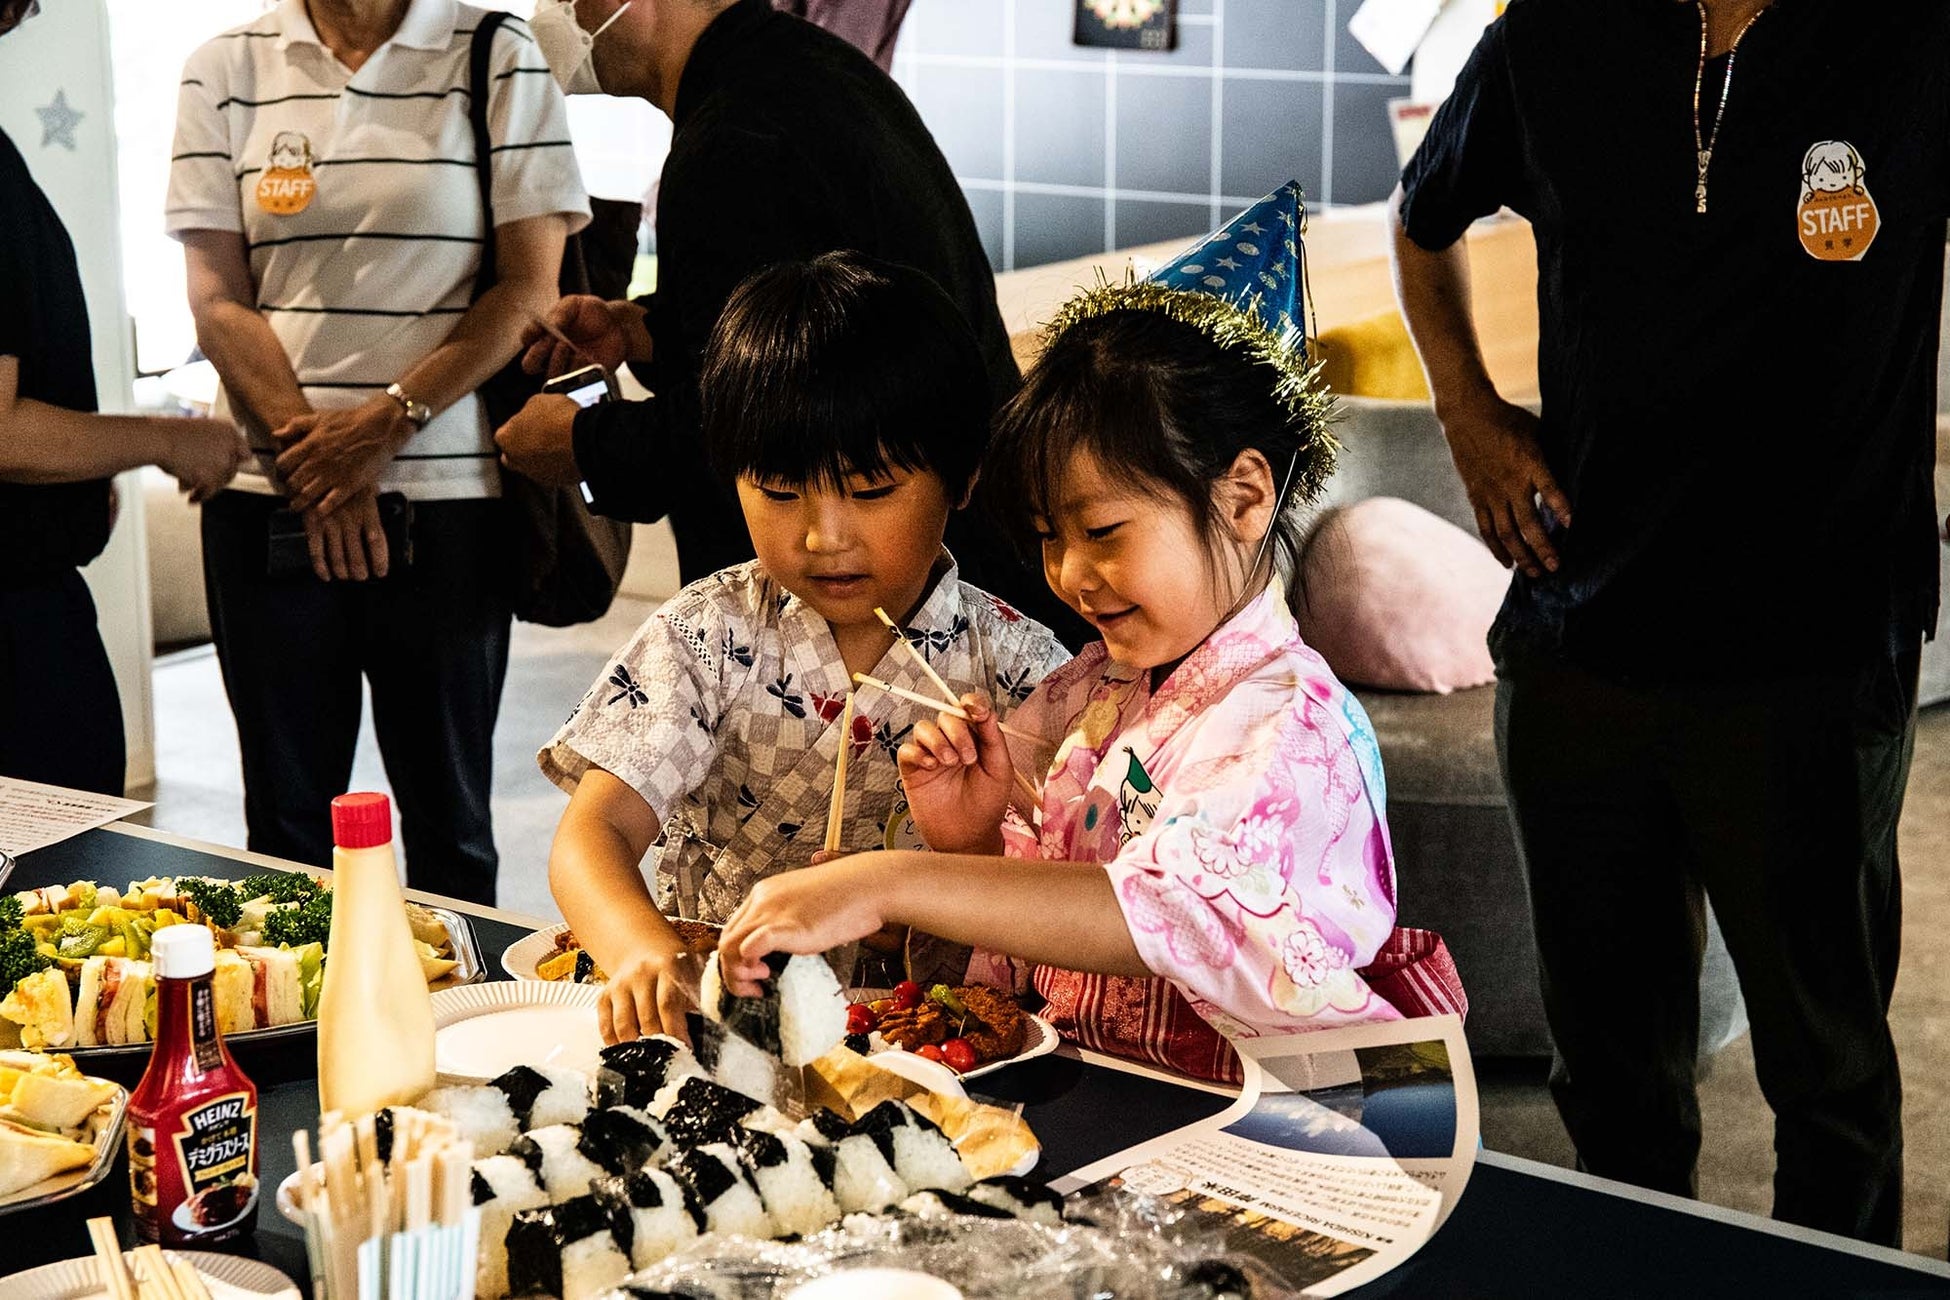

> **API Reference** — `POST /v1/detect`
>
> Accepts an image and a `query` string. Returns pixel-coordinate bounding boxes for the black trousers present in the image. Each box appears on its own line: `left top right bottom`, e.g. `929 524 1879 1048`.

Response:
201 492 512 905
1496 646 1915 1246
0 569 124 795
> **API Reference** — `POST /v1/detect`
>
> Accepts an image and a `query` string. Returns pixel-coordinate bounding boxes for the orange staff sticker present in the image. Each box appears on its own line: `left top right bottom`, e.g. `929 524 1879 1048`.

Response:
254 131 316 216
1796 140 1878 262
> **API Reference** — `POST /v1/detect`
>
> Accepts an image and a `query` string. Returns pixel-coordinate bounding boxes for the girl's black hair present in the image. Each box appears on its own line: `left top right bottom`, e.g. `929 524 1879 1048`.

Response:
985 306 1319 578
703 251 990 499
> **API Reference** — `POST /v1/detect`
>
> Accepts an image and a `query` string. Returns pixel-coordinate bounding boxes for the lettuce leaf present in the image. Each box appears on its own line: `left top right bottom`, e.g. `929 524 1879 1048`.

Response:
292 942 325 1019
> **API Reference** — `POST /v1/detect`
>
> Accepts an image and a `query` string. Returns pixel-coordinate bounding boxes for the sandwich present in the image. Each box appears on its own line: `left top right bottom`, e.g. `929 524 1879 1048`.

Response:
233 946 304 1028
0 967 75 1050
7 1069 118 1131
211 950 257 1036
0 1116 95 1198
73 957 152 1047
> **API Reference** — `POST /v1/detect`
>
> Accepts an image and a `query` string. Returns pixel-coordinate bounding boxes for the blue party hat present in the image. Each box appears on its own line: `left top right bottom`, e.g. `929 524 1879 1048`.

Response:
1147 179 1310 354
1040 181 1336 501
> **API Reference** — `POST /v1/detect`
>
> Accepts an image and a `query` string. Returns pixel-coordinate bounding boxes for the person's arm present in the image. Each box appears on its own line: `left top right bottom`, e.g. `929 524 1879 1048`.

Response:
716 850 1149 996
276 213 568 514
181 228 310 443
0 358 244 498
1386 12 1567 577
553 127 831 518
548 769 700 1045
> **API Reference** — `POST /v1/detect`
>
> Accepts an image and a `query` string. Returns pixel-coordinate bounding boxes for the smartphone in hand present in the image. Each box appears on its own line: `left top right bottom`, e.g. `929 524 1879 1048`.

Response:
542 364 618 409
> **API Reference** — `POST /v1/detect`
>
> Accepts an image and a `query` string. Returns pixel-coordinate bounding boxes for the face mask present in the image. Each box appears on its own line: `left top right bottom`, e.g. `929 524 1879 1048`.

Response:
531 0 631 96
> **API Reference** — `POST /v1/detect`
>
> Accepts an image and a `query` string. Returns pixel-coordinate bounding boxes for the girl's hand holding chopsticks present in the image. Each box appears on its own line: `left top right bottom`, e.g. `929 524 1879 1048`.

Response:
894 690 1020 856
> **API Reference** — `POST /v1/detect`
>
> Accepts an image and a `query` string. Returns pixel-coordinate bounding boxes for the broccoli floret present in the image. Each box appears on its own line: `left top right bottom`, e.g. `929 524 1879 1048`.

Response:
179 877 244 930
0 895 22 931
0 928 49 998
238 872 321 905
263 891 333 948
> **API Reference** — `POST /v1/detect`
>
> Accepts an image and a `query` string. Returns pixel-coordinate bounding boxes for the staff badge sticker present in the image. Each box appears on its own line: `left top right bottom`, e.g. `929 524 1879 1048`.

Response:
255 131 316 216
1796 140 1878 262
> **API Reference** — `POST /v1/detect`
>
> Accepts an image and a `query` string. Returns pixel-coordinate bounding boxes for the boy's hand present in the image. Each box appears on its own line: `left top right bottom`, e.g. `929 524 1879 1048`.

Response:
897 692 1011 854
718 857 887 996
597 939 702 1046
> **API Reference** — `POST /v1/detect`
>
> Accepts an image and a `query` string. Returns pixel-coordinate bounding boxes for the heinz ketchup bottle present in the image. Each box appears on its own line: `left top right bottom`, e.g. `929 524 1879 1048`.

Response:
127 924 259 1245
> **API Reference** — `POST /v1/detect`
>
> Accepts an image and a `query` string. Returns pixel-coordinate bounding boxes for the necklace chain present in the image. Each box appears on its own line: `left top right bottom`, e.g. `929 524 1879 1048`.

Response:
1692 2 1766 215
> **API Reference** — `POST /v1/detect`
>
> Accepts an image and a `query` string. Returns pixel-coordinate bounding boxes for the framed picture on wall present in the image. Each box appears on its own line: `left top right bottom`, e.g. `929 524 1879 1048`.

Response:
1075 0 1177 51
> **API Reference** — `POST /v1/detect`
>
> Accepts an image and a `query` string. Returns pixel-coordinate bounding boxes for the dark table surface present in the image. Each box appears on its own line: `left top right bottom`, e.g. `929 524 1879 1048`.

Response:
9 828 1950 1299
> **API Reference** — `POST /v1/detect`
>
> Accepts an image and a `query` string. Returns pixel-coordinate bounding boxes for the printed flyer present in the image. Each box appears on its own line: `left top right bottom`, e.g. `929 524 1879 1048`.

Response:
1054 1015 1477 1296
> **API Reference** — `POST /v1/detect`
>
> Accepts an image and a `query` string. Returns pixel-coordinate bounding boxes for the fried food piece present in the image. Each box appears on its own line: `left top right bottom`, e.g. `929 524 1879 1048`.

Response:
955 985 1027 1061
877 1001 949 1050
669 920 720 956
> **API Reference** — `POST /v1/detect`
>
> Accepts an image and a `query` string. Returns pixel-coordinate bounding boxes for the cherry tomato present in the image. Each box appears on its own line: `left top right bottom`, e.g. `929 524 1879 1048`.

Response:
846 1003 878 1035
940 1037 978 1073
868 998 896 1015
914 1043 947 1064
891 980 924 1011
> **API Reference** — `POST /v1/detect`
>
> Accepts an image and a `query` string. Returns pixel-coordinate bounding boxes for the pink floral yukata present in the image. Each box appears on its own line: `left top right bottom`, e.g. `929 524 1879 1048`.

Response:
991 585 1434 1083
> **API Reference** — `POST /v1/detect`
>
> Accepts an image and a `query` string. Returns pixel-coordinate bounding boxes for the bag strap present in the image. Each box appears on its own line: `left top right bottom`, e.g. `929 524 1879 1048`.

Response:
467 11 509 303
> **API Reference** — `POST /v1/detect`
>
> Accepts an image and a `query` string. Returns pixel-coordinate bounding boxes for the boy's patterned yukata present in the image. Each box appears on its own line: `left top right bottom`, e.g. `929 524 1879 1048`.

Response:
990 585 1403 1082
540 556 1069 926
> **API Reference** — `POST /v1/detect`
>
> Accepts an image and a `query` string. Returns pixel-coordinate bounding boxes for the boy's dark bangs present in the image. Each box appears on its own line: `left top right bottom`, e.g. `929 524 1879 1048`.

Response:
734 325 948 491
707 256 989 494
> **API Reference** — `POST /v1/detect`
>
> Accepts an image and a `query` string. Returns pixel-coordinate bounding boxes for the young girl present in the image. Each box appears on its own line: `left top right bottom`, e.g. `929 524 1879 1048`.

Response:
720 189 1458 1080
541 252 1067 1046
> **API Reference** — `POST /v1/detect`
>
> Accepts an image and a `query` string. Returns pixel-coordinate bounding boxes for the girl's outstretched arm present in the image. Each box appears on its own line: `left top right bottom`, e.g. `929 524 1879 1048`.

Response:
716 851 1150 996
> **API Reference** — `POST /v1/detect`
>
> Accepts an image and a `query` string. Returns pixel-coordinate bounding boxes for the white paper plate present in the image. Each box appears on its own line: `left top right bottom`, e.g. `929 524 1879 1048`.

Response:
0 1251 297 1300
501 919 722 982
848 990 1061 1082
499 922 571 981
430 980 604 1084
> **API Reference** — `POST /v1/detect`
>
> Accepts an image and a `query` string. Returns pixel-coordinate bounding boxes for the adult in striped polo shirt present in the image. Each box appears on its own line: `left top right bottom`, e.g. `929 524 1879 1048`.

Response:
166 0 590 904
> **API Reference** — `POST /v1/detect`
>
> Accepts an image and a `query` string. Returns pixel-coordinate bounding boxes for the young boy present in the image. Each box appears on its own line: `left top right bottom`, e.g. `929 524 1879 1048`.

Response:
539 253 1068 1045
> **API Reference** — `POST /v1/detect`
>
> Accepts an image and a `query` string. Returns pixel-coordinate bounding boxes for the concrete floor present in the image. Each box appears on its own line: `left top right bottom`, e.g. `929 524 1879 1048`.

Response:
131 603 1950 1259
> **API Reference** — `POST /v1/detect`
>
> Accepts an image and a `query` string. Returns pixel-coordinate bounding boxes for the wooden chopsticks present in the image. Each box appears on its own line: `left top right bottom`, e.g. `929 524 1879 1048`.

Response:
824 692 855 854
851 670 1043 811
85 1220 211 1300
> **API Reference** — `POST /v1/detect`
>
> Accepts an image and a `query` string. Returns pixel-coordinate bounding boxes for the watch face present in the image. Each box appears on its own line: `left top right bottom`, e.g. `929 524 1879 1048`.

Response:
1075 0 1175 49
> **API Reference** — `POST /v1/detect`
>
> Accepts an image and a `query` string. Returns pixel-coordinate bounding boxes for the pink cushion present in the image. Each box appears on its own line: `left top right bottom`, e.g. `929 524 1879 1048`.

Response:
1293 497 1505 694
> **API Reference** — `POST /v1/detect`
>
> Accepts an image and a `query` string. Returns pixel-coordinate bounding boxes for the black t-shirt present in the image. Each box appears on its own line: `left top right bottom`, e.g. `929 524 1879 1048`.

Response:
0 126 110 582
1400 0 1948 682
569 0 1089 646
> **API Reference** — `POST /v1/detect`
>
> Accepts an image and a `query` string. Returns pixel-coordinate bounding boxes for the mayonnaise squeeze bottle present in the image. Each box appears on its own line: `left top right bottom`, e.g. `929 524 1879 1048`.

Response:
316 792 435 1113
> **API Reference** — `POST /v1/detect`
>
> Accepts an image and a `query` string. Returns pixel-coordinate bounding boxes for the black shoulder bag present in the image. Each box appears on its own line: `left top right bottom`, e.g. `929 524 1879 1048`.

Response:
469 11 633 627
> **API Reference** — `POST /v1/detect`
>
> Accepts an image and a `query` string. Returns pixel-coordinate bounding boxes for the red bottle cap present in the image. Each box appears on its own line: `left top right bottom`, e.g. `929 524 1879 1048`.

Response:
330 792 393 849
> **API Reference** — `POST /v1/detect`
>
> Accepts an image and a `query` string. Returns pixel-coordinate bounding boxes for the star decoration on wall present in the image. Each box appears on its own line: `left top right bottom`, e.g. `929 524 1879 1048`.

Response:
36 89 83 150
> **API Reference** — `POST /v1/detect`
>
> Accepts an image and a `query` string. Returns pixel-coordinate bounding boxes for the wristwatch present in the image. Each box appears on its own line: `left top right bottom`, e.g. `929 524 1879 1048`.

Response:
383 382 433 432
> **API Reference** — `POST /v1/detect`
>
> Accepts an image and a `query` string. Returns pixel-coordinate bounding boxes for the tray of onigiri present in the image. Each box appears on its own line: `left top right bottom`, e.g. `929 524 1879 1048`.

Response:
282 952 1046 1300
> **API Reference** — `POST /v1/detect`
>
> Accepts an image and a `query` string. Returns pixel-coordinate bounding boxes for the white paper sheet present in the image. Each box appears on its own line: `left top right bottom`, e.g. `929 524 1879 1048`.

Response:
1346 0 1446 77
0 777 150 857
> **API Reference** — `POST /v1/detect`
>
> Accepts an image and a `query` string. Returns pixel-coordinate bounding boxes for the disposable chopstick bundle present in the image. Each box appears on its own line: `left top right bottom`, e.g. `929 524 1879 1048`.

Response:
296 1106 478 1299
824 692 855 853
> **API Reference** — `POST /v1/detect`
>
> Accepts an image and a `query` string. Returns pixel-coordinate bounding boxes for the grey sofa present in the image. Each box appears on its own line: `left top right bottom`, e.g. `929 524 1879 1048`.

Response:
1301 397 1751 1058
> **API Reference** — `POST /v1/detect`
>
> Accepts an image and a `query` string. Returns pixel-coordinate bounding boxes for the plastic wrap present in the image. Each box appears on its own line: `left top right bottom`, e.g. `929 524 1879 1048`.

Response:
596 1190 1292 1300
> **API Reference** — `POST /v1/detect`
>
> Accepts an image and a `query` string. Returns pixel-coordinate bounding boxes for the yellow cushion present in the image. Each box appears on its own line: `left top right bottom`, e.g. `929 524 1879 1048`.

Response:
1316 311 1431 402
